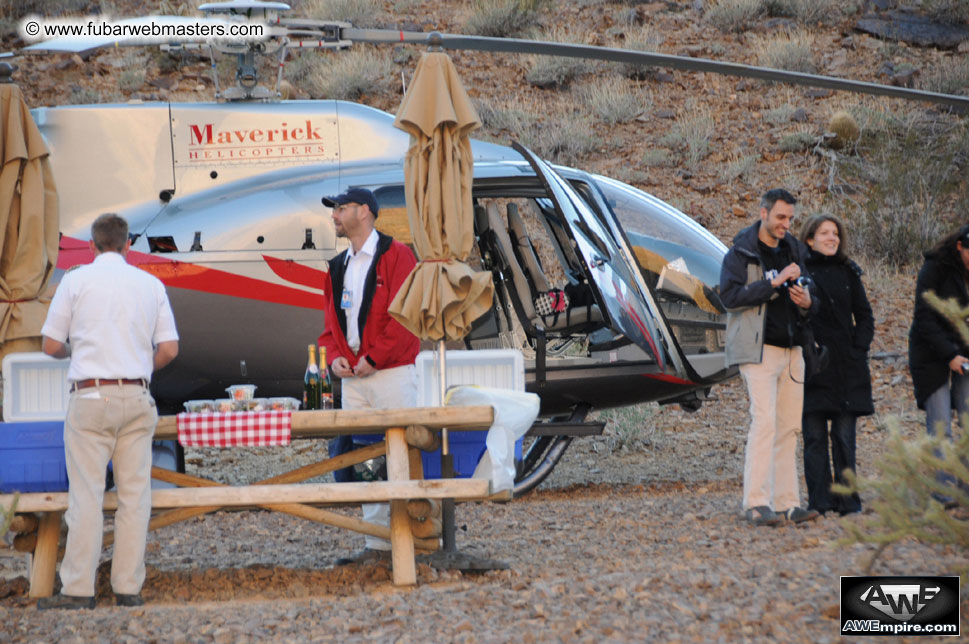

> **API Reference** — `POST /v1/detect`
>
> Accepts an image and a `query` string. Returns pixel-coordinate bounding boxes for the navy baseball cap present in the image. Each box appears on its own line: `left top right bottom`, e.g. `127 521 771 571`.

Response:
321 187 379 217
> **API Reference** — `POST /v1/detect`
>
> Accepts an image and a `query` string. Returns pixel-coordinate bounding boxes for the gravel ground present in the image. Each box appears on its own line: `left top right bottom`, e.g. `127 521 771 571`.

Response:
2 375 967 643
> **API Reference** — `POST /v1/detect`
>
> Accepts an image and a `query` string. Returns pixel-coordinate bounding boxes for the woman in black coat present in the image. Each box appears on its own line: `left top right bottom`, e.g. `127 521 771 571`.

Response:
800 215 874 515
909 224 969 500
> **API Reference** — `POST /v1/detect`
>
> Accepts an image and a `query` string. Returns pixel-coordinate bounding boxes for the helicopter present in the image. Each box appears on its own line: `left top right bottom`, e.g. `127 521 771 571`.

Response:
6 0 967 494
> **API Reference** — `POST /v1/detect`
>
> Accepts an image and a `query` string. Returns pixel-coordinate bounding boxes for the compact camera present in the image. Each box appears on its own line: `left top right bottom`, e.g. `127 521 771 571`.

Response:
783 275 813 289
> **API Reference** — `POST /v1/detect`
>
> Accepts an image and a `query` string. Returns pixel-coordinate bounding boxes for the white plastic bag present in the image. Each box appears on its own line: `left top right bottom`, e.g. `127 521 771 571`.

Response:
445 385 540 492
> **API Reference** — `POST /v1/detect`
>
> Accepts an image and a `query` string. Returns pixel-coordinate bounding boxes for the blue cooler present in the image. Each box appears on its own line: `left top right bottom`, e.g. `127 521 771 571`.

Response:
0 421 68 493
421 431 523 479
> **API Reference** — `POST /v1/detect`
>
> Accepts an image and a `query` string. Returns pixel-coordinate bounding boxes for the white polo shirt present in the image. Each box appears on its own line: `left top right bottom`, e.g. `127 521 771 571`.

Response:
344 228 379 353
41 252 179 382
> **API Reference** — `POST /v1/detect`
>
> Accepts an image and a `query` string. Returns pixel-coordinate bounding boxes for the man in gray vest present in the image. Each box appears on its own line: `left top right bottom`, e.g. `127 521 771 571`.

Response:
720 189 820 527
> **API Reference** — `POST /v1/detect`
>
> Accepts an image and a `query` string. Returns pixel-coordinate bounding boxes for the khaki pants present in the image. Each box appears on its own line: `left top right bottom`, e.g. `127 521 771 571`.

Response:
739 345 803 513
341 364 417 550
59 383 156 597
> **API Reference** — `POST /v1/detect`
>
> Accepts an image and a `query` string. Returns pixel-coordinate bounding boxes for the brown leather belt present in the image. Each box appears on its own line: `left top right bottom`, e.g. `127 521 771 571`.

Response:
71 378 148 392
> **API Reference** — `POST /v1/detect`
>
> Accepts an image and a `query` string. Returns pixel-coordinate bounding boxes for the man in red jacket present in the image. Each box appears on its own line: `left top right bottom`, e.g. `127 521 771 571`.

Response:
318 187 419 562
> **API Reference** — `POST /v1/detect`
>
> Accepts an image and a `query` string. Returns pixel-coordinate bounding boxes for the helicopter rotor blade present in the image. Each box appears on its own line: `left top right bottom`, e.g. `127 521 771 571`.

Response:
343 28 969 110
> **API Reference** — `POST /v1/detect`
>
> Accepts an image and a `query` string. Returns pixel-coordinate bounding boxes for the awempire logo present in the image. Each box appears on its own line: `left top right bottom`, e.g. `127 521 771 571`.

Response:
841 576 960 637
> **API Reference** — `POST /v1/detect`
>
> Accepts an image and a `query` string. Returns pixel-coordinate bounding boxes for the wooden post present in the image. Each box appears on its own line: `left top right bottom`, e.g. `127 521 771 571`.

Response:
385 427 416 586
10 514 39 534
29 511 62 598
404 425 440 451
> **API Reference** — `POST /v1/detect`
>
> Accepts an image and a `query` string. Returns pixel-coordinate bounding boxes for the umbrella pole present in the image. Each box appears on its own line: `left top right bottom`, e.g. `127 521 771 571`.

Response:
439 339 458 552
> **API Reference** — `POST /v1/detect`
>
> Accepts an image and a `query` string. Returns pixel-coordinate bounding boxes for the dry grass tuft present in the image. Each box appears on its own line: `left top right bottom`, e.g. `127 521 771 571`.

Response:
706 0 763 33
755 30 817 74
763 0 845 24
464 0 547 38
518 112 598 166
525 28 593 90
719 153 759 182
307 47 392 100
662 103 716 170
576 76 650 125
778 130 816 153
618 24 664 80
302 0 381 26
919 56 969 97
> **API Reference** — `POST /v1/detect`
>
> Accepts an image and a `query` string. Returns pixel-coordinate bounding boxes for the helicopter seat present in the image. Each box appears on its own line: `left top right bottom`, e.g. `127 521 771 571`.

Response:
482 202 601 333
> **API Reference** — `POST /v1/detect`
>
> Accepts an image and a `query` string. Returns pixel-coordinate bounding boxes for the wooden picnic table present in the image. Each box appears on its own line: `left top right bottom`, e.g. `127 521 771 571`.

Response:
0 405 495 597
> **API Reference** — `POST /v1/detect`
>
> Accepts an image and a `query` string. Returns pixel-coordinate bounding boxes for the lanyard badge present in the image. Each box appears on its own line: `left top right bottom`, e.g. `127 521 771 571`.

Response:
341 287 352 309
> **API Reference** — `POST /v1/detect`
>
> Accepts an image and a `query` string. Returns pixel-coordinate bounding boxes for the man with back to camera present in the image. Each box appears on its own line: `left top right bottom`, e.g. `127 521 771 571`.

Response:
719 189 821 527
318 187 419 563
38 213 179 609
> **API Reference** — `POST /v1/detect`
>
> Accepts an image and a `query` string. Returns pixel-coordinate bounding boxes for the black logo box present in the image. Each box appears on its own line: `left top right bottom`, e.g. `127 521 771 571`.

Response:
841 576 960 636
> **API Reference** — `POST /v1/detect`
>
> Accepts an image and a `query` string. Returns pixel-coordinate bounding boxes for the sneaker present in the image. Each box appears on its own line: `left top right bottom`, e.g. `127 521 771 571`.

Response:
334 548 391 566
37 594 96 611
745 506 781 527
115 593 144 607
780 507 820 523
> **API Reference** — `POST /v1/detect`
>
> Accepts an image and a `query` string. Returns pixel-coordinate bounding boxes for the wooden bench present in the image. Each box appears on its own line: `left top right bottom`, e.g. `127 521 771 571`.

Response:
0 405 495 597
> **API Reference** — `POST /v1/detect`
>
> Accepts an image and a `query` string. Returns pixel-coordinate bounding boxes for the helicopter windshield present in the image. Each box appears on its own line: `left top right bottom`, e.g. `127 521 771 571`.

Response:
590 176 730 380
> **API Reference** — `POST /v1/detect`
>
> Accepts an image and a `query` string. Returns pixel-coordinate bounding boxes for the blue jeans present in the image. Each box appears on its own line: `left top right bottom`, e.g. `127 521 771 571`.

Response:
923 371 969 491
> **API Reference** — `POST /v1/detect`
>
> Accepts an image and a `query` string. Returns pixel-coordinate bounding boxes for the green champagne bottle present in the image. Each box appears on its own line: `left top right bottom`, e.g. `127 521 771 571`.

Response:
303 344 321 410
319 346 333 409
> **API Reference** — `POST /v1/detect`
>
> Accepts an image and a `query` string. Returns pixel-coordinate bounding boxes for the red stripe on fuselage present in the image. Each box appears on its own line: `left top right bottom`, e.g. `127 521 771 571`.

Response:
640 372 695 386
57 237 325 310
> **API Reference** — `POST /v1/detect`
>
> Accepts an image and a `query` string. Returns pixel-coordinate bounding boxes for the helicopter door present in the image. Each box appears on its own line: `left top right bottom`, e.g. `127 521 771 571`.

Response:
512 144 685 378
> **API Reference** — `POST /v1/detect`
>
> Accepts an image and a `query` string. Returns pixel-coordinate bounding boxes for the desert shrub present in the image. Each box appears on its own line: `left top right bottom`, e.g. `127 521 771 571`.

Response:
66 85 103 105
525 29 593 90
778 130 815 152
923 0 969 24
763 0 843 24
765 104 796 124
307 47 392 99
594 403 660 453
619 24 664 80
577 76 649 125
473 97 535 140
829 110 969 267
919 56 969 96
663 103 715 170
118 67 145 92
706 0 763 33
302 0 381 25
641 148 674 167
719 153 759 182
836 407 969 582
2 0 89 16
518 113 597 166
465 0 548 38
755 30 817 74
285 51 324 89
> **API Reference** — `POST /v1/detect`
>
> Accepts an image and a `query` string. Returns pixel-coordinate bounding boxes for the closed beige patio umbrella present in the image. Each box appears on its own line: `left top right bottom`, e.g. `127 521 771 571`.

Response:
388 52 498 562
0 80 58 364
388 51 493 342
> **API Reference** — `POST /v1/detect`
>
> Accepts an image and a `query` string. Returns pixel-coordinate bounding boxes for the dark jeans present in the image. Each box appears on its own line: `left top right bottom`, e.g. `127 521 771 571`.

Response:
802 411 862 514
329 435 355 483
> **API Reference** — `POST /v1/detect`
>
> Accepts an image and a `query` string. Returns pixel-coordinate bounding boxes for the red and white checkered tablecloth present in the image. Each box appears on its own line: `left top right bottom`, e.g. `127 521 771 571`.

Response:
176 411 292 447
